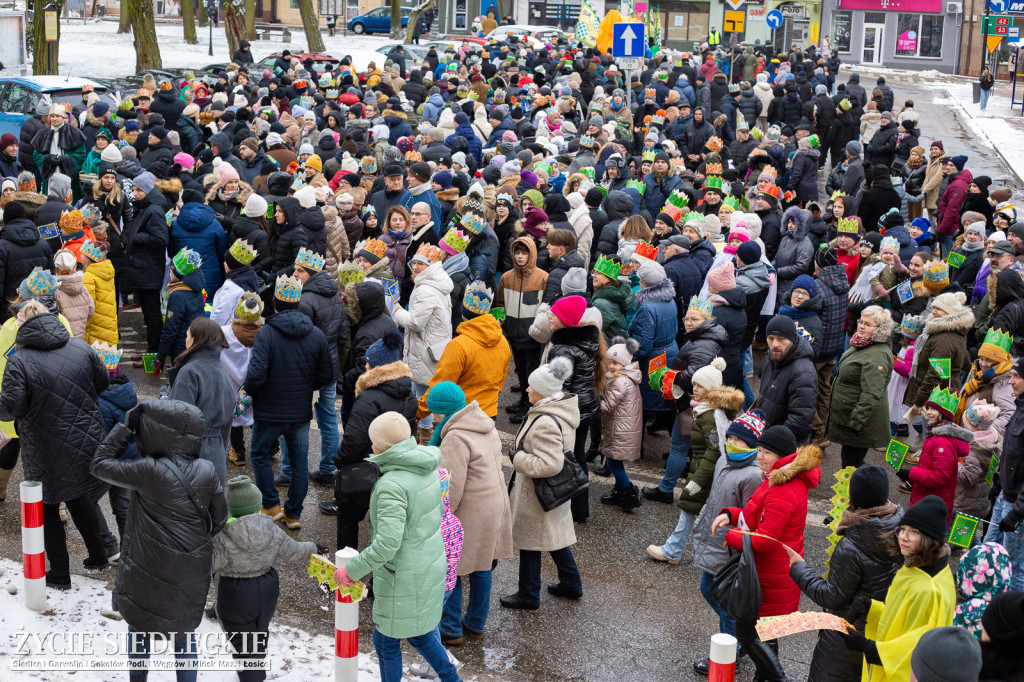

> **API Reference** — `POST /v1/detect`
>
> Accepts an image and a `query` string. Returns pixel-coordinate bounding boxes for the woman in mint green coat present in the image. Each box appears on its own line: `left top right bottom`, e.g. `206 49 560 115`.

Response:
334 411 460 682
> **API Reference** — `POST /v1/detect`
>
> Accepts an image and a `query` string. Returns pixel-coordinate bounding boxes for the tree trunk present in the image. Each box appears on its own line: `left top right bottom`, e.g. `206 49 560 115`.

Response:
390 0 402 40
297 0 325 52
126 0 163 71
32 0 63 75
118 5 131 32
244 0 256 40
223 0 245 57
404 0 432 44
198 2 208 26
181 0 198 44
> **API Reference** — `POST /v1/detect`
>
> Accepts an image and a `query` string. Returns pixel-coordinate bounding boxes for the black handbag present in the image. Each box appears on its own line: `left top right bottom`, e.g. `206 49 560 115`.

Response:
335 461 381 496
511 413 590 513
710 532 762 622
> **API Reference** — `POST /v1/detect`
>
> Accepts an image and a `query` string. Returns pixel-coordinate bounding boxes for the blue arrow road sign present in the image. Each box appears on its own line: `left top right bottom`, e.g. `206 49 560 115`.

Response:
612 22 646 58
766 9 784 29
990 0 1009 12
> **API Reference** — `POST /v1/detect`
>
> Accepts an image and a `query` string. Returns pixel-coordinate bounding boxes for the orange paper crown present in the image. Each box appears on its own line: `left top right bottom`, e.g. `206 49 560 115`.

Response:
762 184 782 200
415 243 443 264
359 238 387 260
705 162 722 176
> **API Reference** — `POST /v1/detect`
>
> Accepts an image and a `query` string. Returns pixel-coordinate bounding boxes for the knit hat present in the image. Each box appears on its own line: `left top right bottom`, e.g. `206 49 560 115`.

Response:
736 241 762 266
964 400 1000 433
758 425 797 458
606 336 639 365
982 591 1024 647
560 267 587 295
980 327 1013 363
225 475 262 517
365 328 403 367
814 245 839 268
706 261 735 292
765 314 799 345
922 261 950 295
132 172 156 194
528 356 572 398
901 494 948 541
638 261 666 287
726 409 767 448
426 381 466 417
298 142 315 156
218 163 240 184
910 627 982 682
551 295 586 327
790 274 818 298
368 412 412 452
295 185 317 209
931 291 967 316
101 145 123 163
243 193 268 218
949 155 968 172
692 357 727 392
849 464 889 509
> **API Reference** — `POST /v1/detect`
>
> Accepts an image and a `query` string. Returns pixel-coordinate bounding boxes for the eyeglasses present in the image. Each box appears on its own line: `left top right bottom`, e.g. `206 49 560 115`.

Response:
411 211 429 216
897 527 921 540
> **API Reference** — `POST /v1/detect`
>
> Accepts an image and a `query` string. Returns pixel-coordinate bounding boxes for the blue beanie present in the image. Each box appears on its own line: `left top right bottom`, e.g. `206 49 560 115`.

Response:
791 274 818 298
365 329 403 368
426 381 466 417
433 170 453 190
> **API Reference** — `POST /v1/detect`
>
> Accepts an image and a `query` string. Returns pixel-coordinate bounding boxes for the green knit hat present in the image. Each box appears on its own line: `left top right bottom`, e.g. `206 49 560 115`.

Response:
521 188 544 209
225 475 262 517
426 381 466 417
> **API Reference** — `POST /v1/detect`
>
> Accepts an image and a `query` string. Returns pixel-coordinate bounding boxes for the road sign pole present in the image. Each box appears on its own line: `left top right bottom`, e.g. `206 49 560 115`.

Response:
984 0 991 75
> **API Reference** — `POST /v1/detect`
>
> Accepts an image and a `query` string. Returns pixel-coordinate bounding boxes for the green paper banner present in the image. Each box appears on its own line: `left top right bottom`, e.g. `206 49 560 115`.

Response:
885 439 909 471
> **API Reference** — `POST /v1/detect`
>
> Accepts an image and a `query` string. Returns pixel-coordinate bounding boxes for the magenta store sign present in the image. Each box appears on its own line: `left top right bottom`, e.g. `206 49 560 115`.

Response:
897 29 918 50
839 0 942 11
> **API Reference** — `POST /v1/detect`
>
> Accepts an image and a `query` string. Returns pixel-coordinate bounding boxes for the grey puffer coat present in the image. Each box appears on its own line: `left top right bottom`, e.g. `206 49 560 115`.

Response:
691 450 762 575
599 362 643 462
212 512 317 578
774 206 814 305
91 400 228 635
167 346 236 485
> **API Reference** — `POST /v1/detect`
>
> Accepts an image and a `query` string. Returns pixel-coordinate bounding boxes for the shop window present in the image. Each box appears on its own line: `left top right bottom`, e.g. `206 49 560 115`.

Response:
864 12 885 23
833 10 852 52
895 13 943 58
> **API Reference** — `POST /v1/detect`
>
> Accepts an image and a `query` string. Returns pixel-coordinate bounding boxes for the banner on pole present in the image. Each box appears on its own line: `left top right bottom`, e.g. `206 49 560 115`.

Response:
575 0 601 47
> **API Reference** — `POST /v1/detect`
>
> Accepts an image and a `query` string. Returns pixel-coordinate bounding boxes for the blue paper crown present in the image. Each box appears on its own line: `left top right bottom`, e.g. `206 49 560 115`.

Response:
90 340 123 371
461 213 485 236
462 281 493 315
295 247 326 273
274 274 302 303
81 240 106 262
687 296 713 318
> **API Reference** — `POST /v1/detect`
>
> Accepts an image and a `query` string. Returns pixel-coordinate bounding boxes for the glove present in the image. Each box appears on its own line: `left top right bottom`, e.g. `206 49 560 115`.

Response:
896 468 912 483
49 154 61 165
315 543 331 555
125 404 143 432
873 284 889 300
684 480 701 496
842 629 869 652
846 595 871 629
999 515 1020 533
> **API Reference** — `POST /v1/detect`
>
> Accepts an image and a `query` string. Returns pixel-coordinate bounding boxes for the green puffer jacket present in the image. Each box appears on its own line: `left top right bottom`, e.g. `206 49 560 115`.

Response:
826 321 895 450
677 385 743 515
592 278 634 340
345 437 446 639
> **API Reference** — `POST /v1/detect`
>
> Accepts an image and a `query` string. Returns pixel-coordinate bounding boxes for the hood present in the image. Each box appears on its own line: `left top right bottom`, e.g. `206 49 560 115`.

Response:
714 285 747 309
995 269 1024 308
528 392 581 430
735 260 770 290
551 323 600 355
57 272 84 293
635 278 675 306
2 218 44 246
849 73 861 84
369 436 441 475
510 235 538 275
594 278 633 307
441 401 495 437
209 132 232 154
768 444 823 488
931 422 974 444
426 93 444 109
355 360 414 398
176 201 218 231
115 159 141 178
135 398 204 459
843 506 904 564
687 318 730 347
456 313 506 348
604 190 633 220
956 541 1012 599
705 385 744 411
924 306 974 335
303 269 339 297
414 261 454 296
782 206 811 241
277 196 302 228
300 206 326 233
177 268 206 293
346 280 386 324
871 174 893 190
266 308 314 338
818 264 850 296
101 377 138 412
16 312 70 350
85 258 115 282
754 81 773 94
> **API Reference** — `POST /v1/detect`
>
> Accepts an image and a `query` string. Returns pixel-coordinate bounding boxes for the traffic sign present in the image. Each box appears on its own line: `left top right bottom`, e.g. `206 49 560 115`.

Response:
990 0 1009 11
990 0 1024 13
766 9 783 29
724 10 745 33
984 15 1013 34
612 22 646 58
1012 25 1022 37
725 0 744 9
617 57 643 71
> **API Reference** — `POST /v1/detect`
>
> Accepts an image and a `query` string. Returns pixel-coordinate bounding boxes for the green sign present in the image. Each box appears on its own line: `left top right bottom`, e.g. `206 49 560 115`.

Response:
930 357 952 380
986 453 999 486
947 512 982 549
983 15 1013 35
885 438 909 471
947 251 966 269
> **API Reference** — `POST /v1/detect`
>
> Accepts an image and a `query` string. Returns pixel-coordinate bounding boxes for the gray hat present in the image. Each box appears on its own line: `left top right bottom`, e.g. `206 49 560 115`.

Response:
665 234 691 250
588 115 603 128
846 140 862 156
298 142 315 156
910 627 982 682
613 88 625 97
990 239 1016 256
880 110 894 121
528 356 572 398
132 172 156 195
516 149 533 167
47 172 72 201
383 145 402 164
638 261 667 286
814 84 828 96
561 267 588 294
489 104 509 121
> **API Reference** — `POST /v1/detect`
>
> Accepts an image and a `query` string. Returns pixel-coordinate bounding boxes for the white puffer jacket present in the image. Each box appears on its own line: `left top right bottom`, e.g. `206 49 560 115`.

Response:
392 261 454 385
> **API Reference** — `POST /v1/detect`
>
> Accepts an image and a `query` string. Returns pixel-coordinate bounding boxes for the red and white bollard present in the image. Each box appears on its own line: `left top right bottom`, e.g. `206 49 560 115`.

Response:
20 480 46 610
334 547 359 682
708 633 737 682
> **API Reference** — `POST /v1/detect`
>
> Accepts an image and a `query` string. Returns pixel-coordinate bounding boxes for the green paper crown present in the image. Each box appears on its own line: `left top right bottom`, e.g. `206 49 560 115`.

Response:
579 167 595 180
704 175 723 192
642 150 657 162
172 248 202 276
626 179 646 195
337 261 365 285
234 292 264 322
684 212 706 227
295 247 325 273
229 239 257 266
837 217 860 234
926 386 959 416
722 196 741 212
667 188 689 208
274 274 303 303
982 328 1013 356
593 254 622 281
807 134 820 149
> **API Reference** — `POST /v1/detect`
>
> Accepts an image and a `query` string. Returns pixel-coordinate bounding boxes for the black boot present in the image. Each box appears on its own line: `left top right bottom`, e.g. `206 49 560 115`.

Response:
618 484 642 512
746 639 789 682
593 462 611 477
641 486 674 503
505 399 528 415
600 485 627 506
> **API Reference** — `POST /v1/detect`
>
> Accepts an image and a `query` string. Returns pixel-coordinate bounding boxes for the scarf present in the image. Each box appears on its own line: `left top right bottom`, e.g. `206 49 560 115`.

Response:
387 226 407 239
836 500 899 535
725 441 757 462
780 304 815 319
962 240 985 252
849 331 874 349
954 360 1012 422
218 187 240 202
428 413 455 447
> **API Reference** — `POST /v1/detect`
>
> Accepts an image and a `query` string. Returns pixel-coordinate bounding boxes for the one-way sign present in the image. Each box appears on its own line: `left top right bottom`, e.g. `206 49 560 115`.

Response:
612 22 646 58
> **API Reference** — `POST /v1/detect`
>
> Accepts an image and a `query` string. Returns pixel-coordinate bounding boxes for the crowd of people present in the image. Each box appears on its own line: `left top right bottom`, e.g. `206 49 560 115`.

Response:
0 27 1022 682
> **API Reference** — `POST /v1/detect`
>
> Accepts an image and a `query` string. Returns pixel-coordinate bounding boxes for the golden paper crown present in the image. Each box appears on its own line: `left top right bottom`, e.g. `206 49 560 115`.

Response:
295 247 325 273
688 296 714 317
274 274 303 303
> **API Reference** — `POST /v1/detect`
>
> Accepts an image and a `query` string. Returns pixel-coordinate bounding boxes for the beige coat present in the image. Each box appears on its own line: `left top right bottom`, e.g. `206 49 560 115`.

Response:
566 193 594 267
322 204 351 274
392 261 454 385
54 272 95 339
859 111 881 145
509 393 580 552
277 111 302 151
438 402 513 574
600 363 643 462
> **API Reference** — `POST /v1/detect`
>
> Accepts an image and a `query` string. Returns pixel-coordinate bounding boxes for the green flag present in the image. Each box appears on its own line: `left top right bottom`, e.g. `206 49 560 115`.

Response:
947 512 981 549
947 251 966 269
929 357 951 379
885 438 909 471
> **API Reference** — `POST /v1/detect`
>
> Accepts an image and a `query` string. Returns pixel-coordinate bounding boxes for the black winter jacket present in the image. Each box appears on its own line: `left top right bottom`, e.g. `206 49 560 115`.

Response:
865 121 898 169
997 396 1024 527
758 335 818 444
0 217 53 320
991 269 1024 358
335 361 417 472
711 287 747 391
595 190 634 256
298 270 348 380
543 249 586 304
548 324 601 422
229 215 272 278
269 197 308 276
671 318 727 401
140 138 174 171
122 187 169 290
149 91 187 133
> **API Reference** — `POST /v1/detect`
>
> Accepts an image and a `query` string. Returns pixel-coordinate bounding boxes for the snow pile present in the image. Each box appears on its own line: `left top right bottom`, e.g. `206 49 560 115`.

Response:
933 80 1024 182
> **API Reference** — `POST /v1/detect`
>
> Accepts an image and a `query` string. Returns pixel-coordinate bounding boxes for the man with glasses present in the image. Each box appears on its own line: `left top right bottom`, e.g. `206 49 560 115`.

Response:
401 161 444 235
370 162 410 217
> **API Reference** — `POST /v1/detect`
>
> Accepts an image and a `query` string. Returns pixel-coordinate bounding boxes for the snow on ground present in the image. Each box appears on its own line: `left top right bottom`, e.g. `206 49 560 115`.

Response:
932 80 1024 182
0 558 435 681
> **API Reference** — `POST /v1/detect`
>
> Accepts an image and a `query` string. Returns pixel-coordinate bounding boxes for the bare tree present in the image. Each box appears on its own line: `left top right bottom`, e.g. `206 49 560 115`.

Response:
117 2 130 33
389 0 402 40
125 0 163 71
223 0 246 55
181 0 198 44
244 0 257 40
404 0 433 44
297 0 325 52
32 0 64 75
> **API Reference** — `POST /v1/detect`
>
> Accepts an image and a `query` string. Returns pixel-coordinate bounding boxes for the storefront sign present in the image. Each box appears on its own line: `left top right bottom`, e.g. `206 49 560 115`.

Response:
749 6 765 14
897 29 918 50
838 0 942 11
780 4 808 18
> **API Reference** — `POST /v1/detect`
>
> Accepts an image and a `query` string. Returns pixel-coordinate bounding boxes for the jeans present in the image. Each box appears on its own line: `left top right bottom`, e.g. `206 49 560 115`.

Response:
372 627 460 682
413 382 434 429
699 571 735 637
127 627 197 682
980 87 991 110
661 509 697 562
517 547 582 604
985 495 1024 591
251 420 310 518
440 570 493 637
42 495 109 583
658 419 691 493
280 383 338 476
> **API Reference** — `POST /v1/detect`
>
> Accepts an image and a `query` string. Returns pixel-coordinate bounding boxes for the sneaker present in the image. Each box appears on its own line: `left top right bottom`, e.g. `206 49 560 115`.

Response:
319 500 339 515
104 542 121 564
83 557 110 571
309 471 334 485
646 545 681 565
261 505 285 521
283 516 301 530
274 473 291 487
440 632 464 646
408 656 432 677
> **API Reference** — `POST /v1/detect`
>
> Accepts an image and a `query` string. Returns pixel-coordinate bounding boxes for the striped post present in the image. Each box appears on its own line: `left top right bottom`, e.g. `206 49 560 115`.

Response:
334 547 359 682
708 633 737 682
20 481 46 610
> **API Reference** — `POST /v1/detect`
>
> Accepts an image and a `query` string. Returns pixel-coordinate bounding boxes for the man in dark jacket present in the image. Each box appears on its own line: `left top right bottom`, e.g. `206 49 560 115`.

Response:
122 173 169 352
0 202 52 321
232 40 254 65
758 315 818 445
987 362 1024 579
543 229 586 304
370 163 411 218
865 111 899 169
237 138 267 186
662 235 703 339
876 76 895 113
846 73 867 109
208 132 245 177
149 82 186 135
811 246 850 443
141 126 174 172
595 190 634 256
485 106 514 148
245 276 333 528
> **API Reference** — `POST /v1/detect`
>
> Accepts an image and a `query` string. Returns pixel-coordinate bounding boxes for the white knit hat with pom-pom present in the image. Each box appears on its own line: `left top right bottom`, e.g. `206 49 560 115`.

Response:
529 356 573 398
606 336 640 365
692 357 727 392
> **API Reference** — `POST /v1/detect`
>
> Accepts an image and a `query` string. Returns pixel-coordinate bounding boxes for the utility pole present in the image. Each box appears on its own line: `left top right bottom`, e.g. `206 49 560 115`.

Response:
983 0 990 75
208 0 214 55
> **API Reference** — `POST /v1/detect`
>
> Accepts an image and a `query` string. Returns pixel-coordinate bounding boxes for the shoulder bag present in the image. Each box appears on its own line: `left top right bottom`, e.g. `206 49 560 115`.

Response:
509 413 590 513
710 532 762 622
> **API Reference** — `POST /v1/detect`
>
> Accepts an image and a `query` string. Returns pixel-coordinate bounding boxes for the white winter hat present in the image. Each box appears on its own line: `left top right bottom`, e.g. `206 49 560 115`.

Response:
529 356 572 398
298 142 315 156
606 336 639 365
340 152 359 174
100 145 123 163
243 193 268 218
368 412 412 452
54 249 77 273
294 185 317 209
692 357 727 392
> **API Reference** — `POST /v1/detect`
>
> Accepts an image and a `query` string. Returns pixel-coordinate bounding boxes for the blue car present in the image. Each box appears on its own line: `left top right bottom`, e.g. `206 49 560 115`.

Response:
347 6 412 34
0 76 116 139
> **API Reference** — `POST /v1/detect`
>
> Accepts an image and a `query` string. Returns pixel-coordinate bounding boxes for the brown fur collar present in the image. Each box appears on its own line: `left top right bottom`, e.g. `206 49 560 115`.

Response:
870 315 897 343
769 444 824 486
204 180 253 205
343 282 361 324
705 386 744 412
155 177 183 194
435 187 460 202
924 307 974 335
355 361 412 395
12 191 45 207
382 108 407 120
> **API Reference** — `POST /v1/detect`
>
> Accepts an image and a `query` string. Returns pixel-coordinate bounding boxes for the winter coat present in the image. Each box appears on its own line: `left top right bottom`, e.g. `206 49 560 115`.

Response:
758 335 818 444
936 169 973 236
206 182 252 236
393 262 453 385
774 207 814 304
629 279 679 410
738 90 762 127
229 215 272 278
337 361 417 472
595 191 634 256
663 251 703 314
692 450 763 575
643 171 682 217
509 393 580 552
244 309 333 423
592 278 633 341
856 178 902 237
343 282 398 375
724 445 823 616
827 324 895 449
91 400 226 634
31 123 88 200
600 362 643 463
860 112 882 144
710 288 747 390
140 138 174 171
170 202 228 294
418 314 511 420
989 270 1024 358
780 290 824 359
210 266 258 328
790 506 903 682
905 306 973 408
734 259 773 348
541 248 585 305
122 187 169 290
0 312 109 504
497 236 547 348
0 217 53 319
679 387 743 514
345 437 445 640
54 272 95 338
788 148 820 202
757 208 784 261
150 91 186 133
910 422 971 524
671 318 728 399
548 324 601 422
298 269 348 381
82 259 117 345
167 346 235 485
957 437 999 519
689 236 718 280
866 120 899 170
157 272 206 360
438 402 513 575
269 197 308 276
211 511 316 579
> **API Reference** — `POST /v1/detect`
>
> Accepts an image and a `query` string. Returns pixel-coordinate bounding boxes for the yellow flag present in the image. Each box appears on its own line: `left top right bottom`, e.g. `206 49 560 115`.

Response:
575 0 601 47
597 9 624 53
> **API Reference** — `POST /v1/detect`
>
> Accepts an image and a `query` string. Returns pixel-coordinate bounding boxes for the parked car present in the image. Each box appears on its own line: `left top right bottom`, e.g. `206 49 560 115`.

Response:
485 24 558 47
256 52 340 73
347 6 412 34
421 39 484 54
0 76 117 138
331 48 393 79
374 43 429 70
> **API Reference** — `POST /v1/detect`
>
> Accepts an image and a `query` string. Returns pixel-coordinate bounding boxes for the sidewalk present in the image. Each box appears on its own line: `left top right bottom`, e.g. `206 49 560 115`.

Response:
939 78 1024 184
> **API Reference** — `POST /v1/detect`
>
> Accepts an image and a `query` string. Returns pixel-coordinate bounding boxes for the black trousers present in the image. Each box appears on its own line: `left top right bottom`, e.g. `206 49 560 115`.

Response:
336 491 371 552
217 569 279 682
736 619 788 682
517 547 581 605
840 445 869 469
136 289 163 352
0 437 20 470
511 346 542 401
42 495 109 582
91 483 129 548
231 426 247 456
570 415 594 522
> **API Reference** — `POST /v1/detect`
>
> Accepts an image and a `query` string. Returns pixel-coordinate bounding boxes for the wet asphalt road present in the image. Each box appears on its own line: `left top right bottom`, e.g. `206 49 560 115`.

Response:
0 67 1015 681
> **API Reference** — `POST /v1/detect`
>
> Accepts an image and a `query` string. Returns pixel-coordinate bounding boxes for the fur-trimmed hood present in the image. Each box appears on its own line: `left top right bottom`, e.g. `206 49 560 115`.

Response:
355 360 413 396
768 444 824 487
781 206 811 241
704 385 744 412
382 108 407 121
204 180 253 206
924 307 974 335
635 278 676 306
435 187 460 202
155 177 183 195
930 422 974 444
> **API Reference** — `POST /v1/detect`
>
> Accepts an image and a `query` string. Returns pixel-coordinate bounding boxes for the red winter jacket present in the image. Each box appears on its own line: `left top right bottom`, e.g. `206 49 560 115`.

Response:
935 169 972 236
724 445 823 617
909 421 971 524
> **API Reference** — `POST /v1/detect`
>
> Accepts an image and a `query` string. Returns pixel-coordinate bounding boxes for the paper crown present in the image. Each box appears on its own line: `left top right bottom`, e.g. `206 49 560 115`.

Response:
923 260 949 286
806 134 820 149
593 254 622 281
666 188 689 208
413 243 443 264
440 227 470 255
642 150 657 163
750 126 764 141
722 196 741 212
79 204 103 227
462 281 493 315
229 239 257 266
326 88 339 100
633 240 659 262
651 115 665 127
90 341 123 371
405 150 422 163
496 192 515 206
662 205 683 223
295 247 325 273
684 212 706 227
578 179 596 194
579 135 595 149
579 167 596 181
981 328 1013 358
839 98 852 111
926 386 959 417
234 292 264 322
626 179 646 195
830 189 845 201
80 240 107 262
705 161 723 177
23 267 57 297
172 247 202 276
705 175 724 192
461 213 485 236
761 184 782 200
337 261 365 285
760 165 778 178
274 274 303 303
837 217 861 234
890 175 904 186
59 210 84 233
705 136 723 153
880 236 900 253
901 314 925 338
356 237 387 261
361 156 378 173
783 190 797 203
318 73 334 87
688 296 714 318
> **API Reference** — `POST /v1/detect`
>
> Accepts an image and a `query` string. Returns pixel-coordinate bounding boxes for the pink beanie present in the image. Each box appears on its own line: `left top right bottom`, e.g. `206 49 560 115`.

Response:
729 226 751 243
218 163 240 183
502 129 518 143
706 261 735 292
173 152 195 170
551 295 587 327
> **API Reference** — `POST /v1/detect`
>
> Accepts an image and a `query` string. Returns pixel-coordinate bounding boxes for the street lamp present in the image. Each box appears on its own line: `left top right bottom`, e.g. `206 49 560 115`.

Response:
207 0 214 56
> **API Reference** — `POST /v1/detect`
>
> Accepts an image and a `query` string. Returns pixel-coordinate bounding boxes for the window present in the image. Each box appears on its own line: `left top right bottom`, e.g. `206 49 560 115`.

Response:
0 83 33 114
895 13 943 58
864 12 886 23
833 10 852 52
